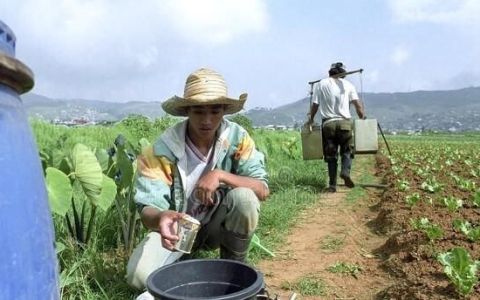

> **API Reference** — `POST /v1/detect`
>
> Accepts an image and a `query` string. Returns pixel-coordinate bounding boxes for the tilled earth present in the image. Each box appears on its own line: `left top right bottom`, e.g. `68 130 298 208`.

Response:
373 154 480 300
258 154 480 299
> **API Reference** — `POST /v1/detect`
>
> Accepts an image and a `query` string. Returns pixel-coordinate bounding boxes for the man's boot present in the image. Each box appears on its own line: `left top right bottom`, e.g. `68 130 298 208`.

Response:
327 160 338 192
220 229 252 262
340 155 354 188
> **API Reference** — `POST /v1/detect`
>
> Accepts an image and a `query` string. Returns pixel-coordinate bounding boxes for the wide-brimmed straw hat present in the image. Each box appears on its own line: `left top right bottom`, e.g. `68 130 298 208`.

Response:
162 68 247 116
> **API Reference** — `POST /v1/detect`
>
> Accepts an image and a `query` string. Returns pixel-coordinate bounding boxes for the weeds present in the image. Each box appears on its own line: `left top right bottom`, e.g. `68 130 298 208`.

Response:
281 274 327 296
326 261 362 278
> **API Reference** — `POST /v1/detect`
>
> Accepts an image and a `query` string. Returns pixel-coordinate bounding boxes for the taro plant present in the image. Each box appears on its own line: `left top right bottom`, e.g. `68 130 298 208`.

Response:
453 219 480 242
438 247 480 296
45 143 117 247
410 217 444 241
100 134 149 253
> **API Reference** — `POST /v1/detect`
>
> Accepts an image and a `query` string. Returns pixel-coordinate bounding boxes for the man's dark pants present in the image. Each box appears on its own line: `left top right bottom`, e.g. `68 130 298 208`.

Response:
322 119 354 188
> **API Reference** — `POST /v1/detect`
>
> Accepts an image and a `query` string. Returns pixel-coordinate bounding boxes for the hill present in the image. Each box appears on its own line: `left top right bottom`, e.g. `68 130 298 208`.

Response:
245 87 480 132
22 93 165 122
22 86 480 131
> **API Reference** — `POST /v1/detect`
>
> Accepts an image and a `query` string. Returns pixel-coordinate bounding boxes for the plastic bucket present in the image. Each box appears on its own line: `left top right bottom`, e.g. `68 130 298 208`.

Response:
146 259 264 300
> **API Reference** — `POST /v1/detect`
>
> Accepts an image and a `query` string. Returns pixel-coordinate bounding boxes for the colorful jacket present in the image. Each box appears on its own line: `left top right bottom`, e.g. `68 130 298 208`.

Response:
134 119 268 212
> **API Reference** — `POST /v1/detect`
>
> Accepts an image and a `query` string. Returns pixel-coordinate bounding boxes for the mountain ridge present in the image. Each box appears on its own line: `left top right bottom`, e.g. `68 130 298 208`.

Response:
22 86 480 131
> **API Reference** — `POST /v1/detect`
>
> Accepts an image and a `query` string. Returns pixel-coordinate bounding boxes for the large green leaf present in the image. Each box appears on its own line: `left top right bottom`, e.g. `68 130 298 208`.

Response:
72 144 103 203
58 157 72 176
39 149 51 174
45 167 73 216
95 148 110 172
116 148 134 190
96 175 117 211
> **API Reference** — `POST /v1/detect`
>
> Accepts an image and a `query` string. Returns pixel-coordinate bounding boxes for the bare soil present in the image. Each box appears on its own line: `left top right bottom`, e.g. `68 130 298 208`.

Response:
258 156 394 299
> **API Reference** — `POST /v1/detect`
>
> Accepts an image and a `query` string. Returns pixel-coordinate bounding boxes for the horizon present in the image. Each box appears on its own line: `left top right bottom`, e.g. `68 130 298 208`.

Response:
26 84 480 110
3 1 480 109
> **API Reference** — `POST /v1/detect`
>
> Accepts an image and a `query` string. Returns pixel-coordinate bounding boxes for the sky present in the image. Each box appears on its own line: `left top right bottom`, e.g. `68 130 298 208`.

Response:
1 0 480 109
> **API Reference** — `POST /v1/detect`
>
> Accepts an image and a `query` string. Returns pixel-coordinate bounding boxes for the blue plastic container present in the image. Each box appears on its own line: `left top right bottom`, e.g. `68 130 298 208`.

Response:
0 21 59 299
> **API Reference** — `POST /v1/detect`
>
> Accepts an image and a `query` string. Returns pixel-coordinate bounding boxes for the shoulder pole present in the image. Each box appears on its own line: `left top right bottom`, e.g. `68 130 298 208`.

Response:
308 68 364 85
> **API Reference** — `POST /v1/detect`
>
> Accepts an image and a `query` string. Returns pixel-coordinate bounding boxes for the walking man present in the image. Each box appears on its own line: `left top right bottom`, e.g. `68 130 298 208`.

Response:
308 62 366 192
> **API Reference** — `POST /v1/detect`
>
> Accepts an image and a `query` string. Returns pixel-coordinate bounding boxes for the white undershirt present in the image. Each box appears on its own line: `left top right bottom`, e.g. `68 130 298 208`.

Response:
184 136 216 222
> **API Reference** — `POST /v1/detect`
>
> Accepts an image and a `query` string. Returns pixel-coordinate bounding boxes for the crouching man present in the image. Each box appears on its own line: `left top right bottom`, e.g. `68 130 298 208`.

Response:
126 68 269 299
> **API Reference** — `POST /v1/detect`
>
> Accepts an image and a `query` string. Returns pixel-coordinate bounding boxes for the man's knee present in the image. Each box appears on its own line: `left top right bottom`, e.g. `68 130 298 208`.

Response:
323 139 338 158
126 232 182 290
224 187 260 234
226 187 260 215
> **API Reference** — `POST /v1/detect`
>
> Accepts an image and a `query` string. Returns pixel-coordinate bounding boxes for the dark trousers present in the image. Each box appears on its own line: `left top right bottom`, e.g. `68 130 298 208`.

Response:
322 119 353 186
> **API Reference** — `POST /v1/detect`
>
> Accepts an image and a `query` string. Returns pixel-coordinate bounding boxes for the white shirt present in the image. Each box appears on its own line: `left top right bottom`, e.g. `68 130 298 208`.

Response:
184 136 217 222
312 77 359 120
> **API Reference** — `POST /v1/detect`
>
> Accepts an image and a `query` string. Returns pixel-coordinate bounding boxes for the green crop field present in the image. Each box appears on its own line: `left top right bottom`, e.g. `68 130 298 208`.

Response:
31 116 480 299
32 116 326 299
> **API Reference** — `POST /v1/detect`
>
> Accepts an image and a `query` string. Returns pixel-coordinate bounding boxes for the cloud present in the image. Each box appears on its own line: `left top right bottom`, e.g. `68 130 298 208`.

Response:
0 0 269 100
389 0 480 25
365 69 379 84
4 0 268 65
160 0 269 45
391 46 410 65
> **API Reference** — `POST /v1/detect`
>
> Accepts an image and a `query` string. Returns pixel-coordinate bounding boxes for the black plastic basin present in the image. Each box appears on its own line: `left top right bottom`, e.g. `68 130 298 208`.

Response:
146 259 264 300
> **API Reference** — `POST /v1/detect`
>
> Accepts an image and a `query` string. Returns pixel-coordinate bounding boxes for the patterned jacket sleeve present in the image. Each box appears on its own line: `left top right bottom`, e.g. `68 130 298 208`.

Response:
134 145 174 211
233 131 268 186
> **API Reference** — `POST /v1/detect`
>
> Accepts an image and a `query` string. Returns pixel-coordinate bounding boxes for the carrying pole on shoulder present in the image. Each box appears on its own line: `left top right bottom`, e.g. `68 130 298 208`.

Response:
308 68 364 85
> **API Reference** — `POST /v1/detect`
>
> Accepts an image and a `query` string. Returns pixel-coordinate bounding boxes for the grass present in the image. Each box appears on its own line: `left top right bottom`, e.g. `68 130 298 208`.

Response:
281 274 328 296
31 121 328 299
346 155 377 203
320 234 346 252
326 261 362 278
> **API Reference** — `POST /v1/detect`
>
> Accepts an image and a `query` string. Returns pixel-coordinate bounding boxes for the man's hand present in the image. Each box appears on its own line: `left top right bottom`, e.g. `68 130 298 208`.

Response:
306 113 314 126
158 210 185 250
194 170 222 206
308 103 319 125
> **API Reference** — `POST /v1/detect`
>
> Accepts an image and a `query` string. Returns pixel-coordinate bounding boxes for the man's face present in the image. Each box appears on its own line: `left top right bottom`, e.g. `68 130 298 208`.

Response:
186 104 225 139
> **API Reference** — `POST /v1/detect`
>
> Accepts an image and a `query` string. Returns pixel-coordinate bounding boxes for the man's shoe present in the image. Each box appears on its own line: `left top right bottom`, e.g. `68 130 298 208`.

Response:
327 185 337 193
340 174 355 188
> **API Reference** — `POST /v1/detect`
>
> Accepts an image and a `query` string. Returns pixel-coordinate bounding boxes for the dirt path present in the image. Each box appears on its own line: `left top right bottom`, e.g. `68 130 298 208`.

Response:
258 156 393 300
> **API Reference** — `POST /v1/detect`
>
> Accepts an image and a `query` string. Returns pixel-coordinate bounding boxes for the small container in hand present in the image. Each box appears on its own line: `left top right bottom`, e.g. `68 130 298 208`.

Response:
174 215 201 254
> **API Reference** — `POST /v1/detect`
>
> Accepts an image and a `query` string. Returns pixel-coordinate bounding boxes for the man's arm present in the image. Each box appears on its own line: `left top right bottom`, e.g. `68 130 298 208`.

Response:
216 170 269 200
195 170 269 204
308 103 319 124
351 100 366 119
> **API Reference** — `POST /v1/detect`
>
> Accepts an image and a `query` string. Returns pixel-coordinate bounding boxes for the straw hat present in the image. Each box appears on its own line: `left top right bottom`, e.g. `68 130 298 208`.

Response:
162 68 247 116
